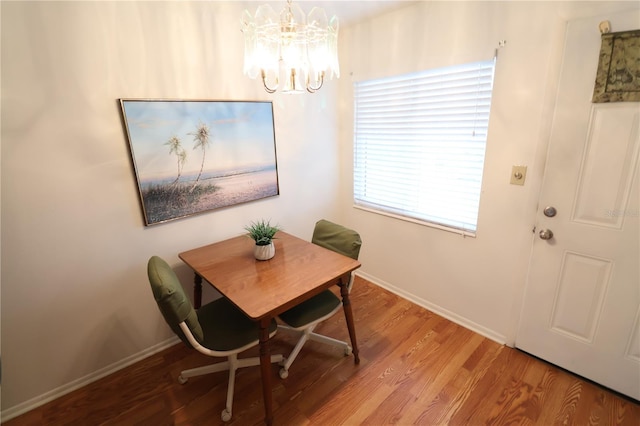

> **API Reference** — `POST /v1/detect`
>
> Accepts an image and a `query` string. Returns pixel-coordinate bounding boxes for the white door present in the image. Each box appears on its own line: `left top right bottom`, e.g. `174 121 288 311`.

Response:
516 11 640 400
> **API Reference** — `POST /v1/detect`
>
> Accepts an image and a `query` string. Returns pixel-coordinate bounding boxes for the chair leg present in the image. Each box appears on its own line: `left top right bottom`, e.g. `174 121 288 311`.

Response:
308 332 352 355
178 354 283 382
278 322 354 379
279 327 314 379
221 354 283 422
236 354 284 368
179 360 231 383
221 354 237 422
178 353 284 422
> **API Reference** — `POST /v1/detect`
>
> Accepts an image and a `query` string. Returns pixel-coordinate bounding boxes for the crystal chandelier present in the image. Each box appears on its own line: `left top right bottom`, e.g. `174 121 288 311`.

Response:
241 0 340 94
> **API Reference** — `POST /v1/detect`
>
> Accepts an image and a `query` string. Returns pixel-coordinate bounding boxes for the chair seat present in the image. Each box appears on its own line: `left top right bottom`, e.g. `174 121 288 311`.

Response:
279 290 341 329
198 298 277 351
148 255 283 422
275 220 361 378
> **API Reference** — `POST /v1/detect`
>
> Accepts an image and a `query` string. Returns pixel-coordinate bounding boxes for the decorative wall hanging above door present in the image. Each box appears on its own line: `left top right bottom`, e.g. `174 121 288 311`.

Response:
120 99 279 226
592 28 640 103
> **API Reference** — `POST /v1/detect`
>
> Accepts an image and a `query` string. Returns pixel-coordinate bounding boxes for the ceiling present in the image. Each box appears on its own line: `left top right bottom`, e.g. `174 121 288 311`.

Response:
242 0 410 25
243 1 640 26
312 1 410 24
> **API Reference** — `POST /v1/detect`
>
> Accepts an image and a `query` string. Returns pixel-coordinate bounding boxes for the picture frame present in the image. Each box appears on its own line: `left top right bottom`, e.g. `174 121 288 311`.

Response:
592 29 640 103
120 99 279 226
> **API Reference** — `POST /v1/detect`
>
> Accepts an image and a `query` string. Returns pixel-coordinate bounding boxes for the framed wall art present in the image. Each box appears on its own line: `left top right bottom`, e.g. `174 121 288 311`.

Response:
120 99 279 226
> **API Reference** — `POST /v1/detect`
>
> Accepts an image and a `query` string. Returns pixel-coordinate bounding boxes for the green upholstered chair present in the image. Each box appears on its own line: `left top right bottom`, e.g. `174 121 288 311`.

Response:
147 256 283 422
277 219 362 379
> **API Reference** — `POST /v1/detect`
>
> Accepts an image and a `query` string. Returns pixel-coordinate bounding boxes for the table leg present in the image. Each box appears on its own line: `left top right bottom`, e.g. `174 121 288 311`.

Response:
193 274 202 309
339 276 360 364
259 318 273 425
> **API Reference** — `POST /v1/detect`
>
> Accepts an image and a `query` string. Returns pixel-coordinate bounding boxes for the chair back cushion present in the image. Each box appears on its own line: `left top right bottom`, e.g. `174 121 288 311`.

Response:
312 219 362 260
147 256 203 346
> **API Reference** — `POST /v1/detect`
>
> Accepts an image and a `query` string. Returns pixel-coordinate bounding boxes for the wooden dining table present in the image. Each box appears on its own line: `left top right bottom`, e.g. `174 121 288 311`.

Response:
178 231 362 425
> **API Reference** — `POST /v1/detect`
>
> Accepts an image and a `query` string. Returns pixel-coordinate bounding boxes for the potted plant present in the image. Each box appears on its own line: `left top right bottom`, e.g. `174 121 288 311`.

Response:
244 219 281 260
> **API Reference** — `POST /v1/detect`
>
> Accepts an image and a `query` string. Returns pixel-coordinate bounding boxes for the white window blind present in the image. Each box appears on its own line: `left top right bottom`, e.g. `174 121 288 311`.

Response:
353 59 496 234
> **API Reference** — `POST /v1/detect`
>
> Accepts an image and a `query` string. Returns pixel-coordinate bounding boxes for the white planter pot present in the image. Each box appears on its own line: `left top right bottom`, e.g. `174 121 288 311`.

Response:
254 242 275 260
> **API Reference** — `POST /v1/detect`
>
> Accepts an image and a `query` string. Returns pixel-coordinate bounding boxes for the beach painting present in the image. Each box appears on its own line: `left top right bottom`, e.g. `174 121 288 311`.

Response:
120 99 279 226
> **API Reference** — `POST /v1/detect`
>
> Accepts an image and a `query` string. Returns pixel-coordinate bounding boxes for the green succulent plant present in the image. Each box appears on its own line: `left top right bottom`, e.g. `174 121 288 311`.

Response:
244 219 281 246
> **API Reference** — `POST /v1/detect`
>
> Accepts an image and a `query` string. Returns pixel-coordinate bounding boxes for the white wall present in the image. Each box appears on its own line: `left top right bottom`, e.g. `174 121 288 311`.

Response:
0 1 341 416
336 0 639 344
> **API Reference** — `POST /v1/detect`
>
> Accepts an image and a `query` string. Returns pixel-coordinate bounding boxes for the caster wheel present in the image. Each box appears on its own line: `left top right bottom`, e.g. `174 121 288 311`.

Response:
221 409 232 422
345 346 353 356
279 368 289 379
178 374 188 385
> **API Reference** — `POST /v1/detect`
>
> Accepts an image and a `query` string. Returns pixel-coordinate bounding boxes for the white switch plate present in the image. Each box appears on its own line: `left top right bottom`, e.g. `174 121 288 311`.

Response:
510 165 527 185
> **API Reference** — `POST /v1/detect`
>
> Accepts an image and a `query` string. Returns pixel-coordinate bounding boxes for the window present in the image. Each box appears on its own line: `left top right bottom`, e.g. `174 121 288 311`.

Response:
353 59 496 235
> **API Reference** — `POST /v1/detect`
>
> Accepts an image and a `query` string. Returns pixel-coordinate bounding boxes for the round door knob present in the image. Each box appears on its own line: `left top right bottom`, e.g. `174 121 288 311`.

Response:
539 229 554 240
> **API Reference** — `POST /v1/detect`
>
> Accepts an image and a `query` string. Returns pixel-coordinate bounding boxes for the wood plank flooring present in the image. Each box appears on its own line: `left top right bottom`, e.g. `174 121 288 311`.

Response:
5 277 639 425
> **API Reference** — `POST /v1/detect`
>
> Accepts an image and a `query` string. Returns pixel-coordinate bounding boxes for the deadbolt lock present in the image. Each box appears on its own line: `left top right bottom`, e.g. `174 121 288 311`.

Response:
543 206 557 217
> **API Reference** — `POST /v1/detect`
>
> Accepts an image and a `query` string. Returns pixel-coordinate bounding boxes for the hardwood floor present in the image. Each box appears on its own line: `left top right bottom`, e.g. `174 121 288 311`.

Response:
5 277 639 425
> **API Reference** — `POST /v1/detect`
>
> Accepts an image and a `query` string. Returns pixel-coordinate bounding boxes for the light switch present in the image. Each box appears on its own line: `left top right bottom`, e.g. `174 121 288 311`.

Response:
510 165 527 185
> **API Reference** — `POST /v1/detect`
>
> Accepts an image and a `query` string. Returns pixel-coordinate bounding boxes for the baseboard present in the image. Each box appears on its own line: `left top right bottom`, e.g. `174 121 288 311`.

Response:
355 271 507 345
1 336 180 422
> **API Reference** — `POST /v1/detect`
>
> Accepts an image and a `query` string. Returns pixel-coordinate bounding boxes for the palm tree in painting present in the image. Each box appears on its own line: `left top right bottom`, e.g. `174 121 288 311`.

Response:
164 135 186 184
189 121 212 189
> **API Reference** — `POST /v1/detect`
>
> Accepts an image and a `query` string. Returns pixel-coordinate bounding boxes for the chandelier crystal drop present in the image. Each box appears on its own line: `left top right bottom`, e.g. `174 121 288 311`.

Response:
241 0 340 94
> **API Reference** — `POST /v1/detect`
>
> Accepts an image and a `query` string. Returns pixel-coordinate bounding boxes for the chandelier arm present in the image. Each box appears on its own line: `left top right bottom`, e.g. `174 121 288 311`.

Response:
261 69 278 94
306 71 325 93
